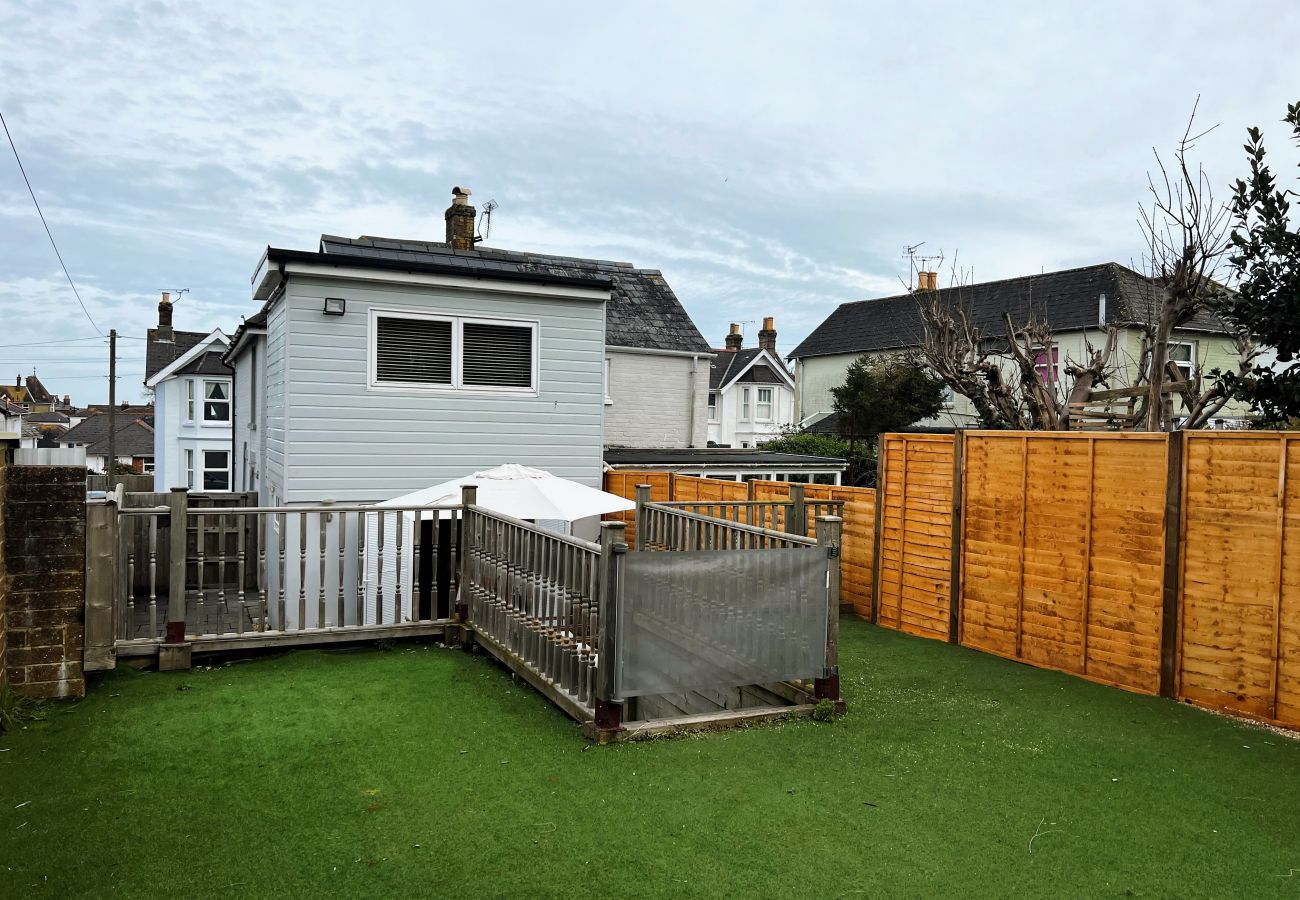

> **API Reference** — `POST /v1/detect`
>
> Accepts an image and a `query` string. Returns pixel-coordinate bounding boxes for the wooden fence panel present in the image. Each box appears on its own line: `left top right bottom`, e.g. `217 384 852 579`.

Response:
958 433 1166 694
875 434 954 640
602 471 670 549
1179 434 1300 726
670 476 748 504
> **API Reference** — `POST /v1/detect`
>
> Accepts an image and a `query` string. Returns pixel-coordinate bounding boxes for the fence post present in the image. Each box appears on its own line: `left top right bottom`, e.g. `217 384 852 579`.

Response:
787 483 807 536
455 485 478 634
947 430 965 644
595 520 628 737
815 515 843 703
634 484 651 551
870 435 887 623
1159 431 1185 698
161 487 191 670
83 492 120 672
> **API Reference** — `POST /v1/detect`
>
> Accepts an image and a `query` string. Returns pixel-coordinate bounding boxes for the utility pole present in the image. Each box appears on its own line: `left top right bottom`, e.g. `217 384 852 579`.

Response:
106 329 116 484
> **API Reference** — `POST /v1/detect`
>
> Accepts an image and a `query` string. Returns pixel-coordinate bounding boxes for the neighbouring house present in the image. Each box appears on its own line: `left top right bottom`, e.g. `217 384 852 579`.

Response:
225 186 713 507
23 410 69 449
59 413 156 474
706 317 795 448
0 396 23 435
789 262 1254 430
0 372 59 413
144 292 233 490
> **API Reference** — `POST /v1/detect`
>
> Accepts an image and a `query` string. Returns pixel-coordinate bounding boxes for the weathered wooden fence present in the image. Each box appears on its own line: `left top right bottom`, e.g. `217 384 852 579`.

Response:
603 471 875 617
870 429 1300 731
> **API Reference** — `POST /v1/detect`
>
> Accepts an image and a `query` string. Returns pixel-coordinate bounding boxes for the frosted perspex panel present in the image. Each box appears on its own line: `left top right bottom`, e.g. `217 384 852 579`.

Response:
614 547 828 700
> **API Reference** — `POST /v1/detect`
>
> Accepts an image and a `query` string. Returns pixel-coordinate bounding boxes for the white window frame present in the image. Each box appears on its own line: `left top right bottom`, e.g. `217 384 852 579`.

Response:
756 387 773 421
202 379 230 424
604 358 612 405
367 307 540 396
1167 340 1197 381
707 392 718 422
741 387 751 421
202 449 230 491
185 380 195 422
185 449 195 489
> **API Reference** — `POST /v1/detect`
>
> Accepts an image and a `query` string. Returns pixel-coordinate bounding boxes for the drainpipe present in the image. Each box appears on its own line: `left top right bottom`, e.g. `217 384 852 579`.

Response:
687 354 699 447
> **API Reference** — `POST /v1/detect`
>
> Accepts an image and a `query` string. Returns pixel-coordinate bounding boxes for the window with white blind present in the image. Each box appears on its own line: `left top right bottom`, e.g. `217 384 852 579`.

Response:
370 310 537 393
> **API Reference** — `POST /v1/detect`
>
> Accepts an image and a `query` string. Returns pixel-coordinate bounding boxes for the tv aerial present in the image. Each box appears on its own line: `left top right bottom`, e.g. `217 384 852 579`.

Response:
476 199 499 242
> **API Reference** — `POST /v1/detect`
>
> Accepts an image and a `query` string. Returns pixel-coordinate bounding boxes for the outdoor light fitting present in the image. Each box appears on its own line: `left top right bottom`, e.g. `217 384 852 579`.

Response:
323 297 346 316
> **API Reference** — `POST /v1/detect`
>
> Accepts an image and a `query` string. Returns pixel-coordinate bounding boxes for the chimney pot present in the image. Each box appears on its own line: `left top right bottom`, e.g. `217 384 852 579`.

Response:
917 271 939 291
445 186 478 250
758 316 778 355
724 323 743 350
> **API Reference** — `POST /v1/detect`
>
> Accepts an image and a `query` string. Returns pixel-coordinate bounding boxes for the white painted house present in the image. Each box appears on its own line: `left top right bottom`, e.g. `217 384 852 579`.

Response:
706 317 796 448
144 293 234 490
225 187 714 506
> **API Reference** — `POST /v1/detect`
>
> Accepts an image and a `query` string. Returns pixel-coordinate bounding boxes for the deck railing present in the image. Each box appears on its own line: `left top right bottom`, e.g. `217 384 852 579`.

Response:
645 485 843 538
88 487 461 660
460 494 612 722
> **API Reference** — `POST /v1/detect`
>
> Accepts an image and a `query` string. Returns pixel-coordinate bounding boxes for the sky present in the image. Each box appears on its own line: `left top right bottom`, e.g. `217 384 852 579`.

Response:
1 0 1298 405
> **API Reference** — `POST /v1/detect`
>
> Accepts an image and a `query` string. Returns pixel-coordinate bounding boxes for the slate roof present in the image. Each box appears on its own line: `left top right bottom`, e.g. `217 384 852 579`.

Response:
314 235 712 354
145 328 211 380
61 414 155 457
603 447 846 468
709 348 759 390
175 352 234 376
708 348 790 390
26 411 69 424
790 262 1233 360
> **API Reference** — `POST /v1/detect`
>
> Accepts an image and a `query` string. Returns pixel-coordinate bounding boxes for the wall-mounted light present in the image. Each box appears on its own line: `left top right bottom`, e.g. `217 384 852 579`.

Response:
323 297 346 316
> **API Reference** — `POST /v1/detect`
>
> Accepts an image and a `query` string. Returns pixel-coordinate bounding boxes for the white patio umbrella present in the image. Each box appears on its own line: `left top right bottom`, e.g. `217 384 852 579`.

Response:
361 465 633 624
375 463 634 520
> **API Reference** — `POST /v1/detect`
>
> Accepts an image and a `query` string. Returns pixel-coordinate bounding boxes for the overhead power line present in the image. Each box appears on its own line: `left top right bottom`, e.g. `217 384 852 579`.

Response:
0 109 104 337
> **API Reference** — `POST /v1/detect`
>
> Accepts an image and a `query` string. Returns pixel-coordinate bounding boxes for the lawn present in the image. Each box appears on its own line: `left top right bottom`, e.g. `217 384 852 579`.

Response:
3 619 1300 899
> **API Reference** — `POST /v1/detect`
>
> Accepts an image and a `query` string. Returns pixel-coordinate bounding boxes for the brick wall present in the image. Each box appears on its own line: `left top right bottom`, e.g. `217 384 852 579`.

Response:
3 466 86 698
0 450 7 690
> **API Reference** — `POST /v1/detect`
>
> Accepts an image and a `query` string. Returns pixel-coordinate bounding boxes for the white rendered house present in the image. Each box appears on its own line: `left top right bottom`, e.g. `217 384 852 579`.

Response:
145 293 233 491
706 318 796 448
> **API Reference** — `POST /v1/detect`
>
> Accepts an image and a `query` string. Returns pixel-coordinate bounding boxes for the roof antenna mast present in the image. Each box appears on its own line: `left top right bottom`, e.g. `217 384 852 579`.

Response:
476 199 498 243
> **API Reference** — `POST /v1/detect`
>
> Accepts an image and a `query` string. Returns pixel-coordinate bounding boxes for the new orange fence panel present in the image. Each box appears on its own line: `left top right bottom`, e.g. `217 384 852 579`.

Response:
875 434 955 640
1179 434 1300 727
754 480 876 617
958 432 1167 694
603 470 669 549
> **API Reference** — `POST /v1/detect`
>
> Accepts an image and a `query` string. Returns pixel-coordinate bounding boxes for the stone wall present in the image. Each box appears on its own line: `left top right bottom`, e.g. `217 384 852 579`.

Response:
3 466 86 698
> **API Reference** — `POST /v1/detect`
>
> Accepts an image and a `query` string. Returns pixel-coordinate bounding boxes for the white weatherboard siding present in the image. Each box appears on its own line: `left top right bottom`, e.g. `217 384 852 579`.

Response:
263 299 288 504
604 349 708 448
231 333 267 493
279 275 607 503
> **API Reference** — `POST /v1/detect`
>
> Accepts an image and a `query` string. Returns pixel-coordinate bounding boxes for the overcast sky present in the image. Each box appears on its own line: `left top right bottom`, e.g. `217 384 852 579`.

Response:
1 1 1298 404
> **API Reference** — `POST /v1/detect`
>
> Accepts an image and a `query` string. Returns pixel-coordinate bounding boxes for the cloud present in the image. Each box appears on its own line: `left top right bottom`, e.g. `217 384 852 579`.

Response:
2 0 1299 402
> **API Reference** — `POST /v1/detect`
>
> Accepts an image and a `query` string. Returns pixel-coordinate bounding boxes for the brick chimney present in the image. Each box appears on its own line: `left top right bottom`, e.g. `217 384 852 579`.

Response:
757 316 777 355
725 323 743 350
157 291 174 342
445 186 477 251
916 271 938 291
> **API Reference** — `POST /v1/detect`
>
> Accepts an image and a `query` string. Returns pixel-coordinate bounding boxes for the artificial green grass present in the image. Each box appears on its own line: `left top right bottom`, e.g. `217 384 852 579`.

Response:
3 620 1300 898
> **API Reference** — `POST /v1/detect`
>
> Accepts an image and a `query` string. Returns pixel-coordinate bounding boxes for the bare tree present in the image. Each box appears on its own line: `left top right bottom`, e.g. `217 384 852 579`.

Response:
917 271 1121 430
1132 98 1242 430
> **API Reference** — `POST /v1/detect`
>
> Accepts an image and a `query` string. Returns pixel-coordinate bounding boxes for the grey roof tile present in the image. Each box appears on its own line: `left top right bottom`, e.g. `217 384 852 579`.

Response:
789 262 1233 359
